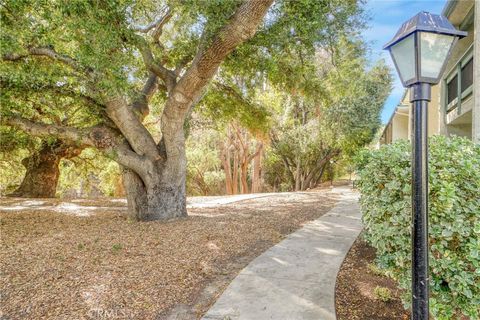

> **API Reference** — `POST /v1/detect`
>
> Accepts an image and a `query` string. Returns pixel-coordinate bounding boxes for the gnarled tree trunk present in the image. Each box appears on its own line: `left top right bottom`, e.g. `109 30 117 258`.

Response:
10 140 83 197
122 168 187 220
121 141 187 221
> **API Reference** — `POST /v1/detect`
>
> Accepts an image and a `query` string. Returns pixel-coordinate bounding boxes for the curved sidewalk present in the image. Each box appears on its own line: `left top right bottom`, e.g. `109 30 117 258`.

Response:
202 186 362 320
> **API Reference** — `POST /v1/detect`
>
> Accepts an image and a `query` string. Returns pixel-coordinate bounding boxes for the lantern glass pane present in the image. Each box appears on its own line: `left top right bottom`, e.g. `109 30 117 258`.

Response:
420 32 454 79
390 34 416 84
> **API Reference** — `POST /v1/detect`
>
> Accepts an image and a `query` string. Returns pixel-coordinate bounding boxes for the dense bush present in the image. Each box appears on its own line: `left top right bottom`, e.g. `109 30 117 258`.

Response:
355 136 480 319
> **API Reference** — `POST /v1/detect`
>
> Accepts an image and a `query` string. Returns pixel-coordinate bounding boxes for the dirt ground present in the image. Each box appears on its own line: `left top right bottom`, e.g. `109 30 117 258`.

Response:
0 190 338 320
335 236 409 320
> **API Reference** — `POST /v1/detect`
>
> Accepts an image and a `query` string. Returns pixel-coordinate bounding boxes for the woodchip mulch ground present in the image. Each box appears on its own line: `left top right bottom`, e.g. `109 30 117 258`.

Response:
335 236 410 320
0 190 338 320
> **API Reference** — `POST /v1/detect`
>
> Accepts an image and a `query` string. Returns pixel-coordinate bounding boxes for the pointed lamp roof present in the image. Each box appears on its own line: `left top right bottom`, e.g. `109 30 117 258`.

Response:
383 11 467 49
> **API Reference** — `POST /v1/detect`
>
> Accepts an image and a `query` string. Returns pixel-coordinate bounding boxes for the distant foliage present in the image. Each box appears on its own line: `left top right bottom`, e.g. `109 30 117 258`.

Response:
0 148 28 195
266 46 392 191
0 128 37 195
57 149 122 198
186 129 224 196
355 136 480 319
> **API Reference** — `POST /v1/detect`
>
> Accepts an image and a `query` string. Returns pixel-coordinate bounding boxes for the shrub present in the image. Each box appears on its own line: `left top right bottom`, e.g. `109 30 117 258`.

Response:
374 286 393 302
355 136 480 319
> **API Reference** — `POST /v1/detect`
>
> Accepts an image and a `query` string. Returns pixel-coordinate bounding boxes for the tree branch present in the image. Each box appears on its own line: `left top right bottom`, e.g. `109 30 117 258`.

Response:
161 0 273 161
4 115 96 147
152 9 173 43
105 97 160 160
2 47 90 74
134 36 176 91
131 72 158 118
4 115 146 173
132 8 172 35
247 141 263 163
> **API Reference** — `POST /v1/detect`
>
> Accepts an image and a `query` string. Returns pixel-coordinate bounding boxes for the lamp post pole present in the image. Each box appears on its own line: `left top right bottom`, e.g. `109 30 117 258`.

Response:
410 83 431 320
383 11 467 320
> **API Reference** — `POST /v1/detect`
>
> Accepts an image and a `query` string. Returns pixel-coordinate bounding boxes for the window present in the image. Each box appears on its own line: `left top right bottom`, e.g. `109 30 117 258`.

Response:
461 58 473 93
444 44 474 112
447 75 458 105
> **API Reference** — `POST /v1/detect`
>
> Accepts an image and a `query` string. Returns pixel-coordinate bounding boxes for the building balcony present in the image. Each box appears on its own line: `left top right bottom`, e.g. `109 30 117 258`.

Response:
443 44 474 126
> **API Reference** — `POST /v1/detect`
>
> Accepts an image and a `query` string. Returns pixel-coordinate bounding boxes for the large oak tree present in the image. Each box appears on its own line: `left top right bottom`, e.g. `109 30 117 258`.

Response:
1 0 273 220
1 0 365 219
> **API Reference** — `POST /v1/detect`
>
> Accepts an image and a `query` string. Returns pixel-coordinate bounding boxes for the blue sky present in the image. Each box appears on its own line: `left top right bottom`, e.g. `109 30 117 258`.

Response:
363 0 447 123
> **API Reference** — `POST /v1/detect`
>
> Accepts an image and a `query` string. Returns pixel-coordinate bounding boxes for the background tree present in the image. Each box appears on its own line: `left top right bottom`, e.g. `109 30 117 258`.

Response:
220 123 264 194
10 139 83 197
0 81 91 197
199 77 271 195
267 39 392 191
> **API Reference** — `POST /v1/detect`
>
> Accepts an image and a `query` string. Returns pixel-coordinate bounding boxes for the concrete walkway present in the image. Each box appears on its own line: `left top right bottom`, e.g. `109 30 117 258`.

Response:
186 192 277 208
202 186 362 320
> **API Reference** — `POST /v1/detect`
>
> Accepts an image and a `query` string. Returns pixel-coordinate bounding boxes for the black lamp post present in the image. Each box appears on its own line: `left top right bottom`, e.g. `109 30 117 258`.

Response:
383 12 466 320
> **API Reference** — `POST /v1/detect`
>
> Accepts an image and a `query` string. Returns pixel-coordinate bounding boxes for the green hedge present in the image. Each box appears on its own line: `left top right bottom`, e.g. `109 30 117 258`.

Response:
355 136 480 319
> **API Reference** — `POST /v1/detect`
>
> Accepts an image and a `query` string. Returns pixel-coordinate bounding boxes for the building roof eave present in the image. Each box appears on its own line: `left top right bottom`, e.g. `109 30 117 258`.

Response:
442 0 458 18
379 91 409 140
